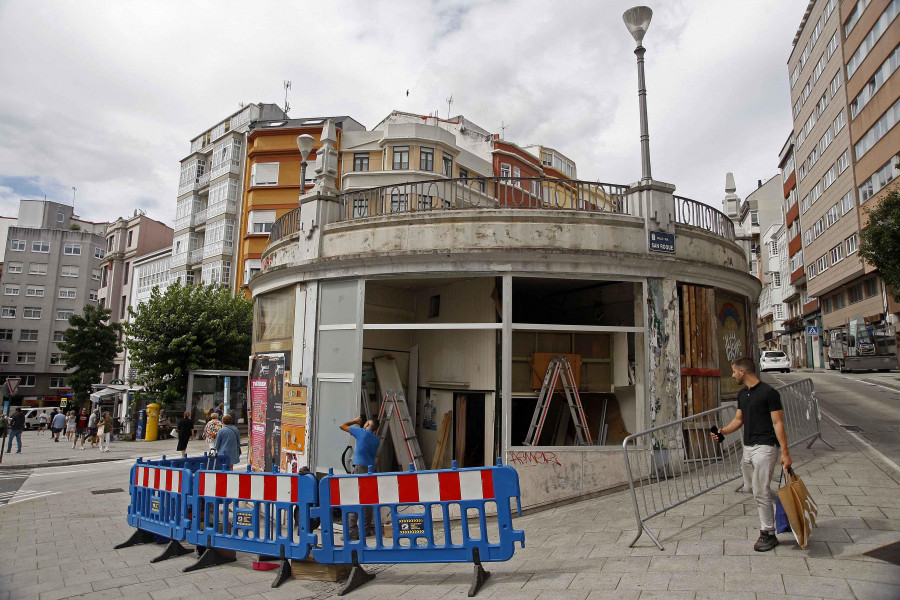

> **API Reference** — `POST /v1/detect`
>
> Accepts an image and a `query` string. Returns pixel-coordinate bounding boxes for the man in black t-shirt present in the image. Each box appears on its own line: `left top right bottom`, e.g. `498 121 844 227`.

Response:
712 357 791 552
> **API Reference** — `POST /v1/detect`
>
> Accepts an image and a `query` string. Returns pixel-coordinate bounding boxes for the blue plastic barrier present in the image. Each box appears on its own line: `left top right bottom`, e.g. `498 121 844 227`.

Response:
151 452 232 473
313 460 525 566
185 469 318 561
125 461 193 541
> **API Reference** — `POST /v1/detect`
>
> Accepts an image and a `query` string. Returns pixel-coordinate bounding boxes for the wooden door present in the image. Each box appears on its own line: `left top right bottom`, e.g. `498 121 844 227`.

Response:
679 284 720 417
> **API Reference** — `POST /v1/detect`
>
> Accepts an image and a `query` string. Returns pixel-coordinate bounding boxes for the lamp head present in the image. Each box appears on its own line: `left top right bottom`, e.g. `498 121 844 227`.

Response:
296 134 316 160
623 6 653 46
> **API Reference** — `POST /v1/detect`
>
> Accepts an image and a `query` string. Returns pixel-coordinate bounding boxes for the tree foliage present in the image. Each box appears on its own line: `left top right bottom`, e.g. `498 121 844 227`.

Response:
124 283 253 407
859 185 900 301
58 304 122 406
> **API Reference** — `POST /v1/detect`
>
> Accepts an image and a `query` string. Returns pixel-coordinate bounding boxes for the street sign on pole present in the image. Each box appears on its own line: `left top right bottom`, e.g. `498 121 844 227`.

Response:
806 326 819 336
6 378 20 395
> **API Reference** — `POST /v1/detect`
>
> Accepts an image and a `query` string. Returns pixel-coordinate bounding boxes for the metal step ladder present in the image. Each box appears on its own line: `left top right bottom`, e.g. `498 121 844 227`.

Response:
523 356 593 446
375 389 426 470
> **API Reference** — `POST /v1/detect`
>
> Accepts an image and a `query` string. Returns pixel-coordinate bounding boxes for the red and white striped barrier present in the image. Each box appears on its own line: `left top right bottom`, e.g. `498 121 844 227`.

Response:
329 470 495 505
134 465 183 493
197 471 298 503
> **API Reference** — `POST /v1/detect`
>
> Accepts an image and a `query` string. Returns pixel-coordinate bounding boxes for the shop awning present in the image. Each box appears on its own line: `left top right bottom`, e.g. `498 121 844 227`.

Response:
90 387 123 403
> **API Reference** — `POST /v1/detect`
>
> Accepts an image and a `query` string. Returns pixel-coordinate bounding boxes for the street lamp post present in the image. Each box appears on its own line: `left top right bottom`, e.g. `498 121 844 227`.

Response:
623 6 654 184
296 134 316 202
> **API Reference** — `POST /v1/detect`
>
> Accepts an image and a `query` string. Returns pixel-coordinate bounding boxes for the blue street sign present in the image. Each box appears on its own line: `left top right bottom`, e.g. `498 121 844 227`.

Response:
806 326 819 336
649 230 676 253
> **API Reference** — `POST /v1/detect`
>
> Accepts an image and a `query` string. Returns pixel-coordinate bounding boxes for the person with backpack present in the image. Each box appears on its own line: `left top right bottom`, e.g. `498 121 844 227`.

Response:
214 414 241 467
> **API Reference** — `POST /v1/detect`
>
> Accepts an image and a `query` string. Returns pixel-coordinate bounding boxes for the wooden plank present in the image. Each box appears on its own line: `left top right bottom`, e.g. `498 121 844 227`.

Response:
431 412 452 469
291 556 351 581
680 368 722 377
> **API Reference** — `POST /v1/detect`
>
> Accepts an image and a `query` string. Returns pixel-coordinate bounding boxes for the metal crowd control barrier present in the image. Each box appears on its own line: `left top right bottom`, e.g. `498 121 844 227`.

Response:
115 462 196 562
622 405 743 550
151 451 233 473
776 379 833 450
184 469 318 586
313 459 525 596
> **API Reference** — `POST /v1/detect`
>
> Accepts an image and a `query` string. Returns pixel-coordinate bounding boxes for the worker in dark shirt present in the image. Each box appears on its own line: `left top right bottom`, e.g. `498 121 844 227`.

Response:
712 357 791 552
6 408 26 454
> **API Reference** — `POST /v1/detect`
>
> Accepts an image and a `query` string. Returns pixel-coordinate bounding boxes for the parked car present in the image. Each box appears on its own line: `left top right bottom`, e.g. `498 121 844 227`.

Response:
23 408 44 430
760 350 791 373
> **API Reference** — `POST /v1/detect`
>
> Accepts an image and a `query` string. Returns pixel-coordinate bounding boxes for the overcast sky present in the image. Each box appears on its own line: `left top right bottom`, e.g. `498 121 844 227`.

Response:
0 0 806 226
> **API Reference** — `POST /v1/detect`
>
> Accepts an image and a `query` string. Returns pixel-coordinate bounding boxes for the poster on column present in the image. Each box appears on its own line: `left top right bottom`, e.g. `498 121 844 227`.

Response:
280 381 307 473
249 378 268 472
249 351 291 472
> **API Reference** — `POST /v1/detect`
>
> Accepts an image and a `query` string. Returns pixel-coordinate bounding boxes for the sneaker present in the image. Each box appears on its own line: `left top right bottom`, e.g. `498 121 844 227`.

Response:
754 530 779 552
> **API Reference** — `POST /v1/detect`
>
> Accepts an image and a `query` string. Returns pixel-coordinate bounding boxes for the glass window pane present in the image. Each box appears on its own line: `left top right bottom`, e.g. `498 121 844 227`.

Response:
319 280 359 325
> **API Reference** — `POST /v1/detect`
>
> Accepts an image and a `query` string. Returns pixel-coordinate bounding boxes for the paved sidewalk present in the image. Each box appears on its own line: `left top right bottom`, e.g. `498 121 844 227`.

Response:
0 430 201 469
1 419 898 599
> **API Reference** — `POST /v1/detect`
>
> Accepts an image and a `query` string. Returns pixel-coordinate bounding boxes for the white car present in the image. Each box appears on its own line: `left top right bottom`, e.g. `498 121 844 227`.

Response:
760 350 791 373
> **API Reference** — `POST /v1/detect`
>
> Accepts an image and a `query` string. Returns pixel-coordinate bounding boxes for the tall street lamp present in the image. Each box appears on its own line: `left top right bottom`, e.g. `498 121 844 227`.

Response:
623 5 653 184
297 134 316 201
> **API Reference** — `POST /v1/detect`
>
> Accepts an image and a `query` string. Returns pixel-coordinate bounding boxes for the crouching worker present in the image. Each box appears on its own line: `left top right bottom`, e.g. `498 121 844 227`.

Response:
339 416 380 540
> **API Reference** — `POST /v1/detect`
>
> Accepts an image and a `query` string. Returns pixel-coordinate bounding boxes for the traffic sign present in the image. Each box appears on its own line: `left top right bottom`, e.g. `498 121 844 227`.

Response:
6 378 20 395
806 326 818 336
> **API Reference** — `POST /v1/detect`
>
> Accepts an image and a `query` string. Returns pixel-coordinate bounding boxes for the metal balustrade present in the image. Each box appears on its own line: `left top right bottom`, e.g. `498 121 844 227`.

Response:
674 195 736 241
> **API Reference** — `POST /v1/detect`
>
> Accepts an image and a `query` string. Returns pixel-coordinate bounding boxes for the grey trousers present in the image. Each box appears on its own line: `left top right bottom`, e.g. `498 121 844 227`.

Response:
741 444 781 532
347 465 374 536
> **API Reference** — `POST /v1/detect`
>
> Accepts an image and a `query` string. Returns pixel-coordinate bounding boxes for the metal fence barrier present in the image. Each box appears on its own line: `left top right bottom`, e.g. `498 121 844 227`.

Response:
622 405 744 550
776 379 833 450
150 452 232 473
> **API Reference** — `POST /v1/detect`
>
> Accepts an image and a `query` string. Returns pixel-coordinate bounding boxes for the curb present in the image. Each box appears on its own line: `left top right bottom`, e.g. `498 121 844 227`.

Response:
0 457 123 471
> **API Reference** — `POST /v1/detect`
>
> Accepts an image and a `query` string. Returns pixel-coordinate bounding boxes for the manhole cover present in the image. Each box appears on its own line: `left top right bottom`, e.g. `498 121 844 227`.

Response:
91 488 124 495
841 425 863 432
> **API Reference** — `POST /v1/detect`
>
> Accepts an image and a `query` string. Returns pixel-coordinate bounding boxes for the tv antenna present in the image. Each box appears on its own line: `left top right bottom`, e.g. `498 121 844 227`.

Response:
500 121 509 140
446 94 453 120
283 80 292 114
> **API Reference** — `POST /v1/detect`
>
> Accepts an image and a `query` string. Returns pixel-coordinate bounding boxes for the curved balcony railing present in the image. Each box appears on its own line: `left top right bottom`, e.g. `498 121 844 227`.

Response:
268 206 300 245
674 195 736 241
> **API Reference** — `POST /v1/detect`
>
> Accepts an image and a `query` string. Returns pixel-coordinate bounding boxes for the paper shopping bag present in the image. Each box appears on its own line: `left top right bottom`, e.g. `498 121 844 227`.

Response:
775 466 818 548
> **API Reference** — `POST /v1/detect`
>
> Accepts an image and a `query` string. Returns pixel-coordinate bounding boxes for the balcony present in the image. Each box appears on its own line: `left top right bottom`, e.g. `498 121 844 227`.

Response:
198 172 210 189
171 252 188 268
208 159 241 182
191 209 207 227
189 248 204 264
177 179 199 196
203 240 233 260
206 200 237 220
174 215 191 232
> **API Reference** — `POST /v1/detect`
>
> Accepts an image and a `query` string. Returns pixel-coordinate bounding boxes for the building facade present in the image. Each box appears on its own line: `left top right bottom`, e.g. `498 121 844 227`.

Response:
97 212 173 383
0 200 105 405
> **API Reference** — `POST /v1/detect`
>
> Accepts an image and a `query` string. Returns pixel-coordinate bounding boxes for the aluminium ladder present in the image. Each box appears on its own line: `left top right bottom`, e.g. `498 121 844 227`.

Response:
375 389 426 470
523 356 593 446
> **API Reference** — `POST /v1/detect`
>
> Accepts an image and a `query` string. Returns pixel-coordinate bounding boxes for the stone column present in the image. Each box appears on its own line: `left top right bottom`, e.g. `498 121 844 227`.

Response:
647 277 682 429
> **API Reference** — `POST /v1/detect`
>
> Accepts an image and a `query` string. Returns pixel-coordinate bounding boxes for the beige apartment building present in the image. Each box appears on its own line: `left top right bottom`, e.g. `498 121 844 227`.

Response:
788 0 899 342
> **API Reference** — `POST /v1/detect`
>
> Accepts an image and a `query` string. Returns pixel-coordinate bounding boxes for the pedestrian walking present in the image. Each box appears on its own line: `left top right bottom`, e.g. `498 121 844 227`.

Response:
176 412 194 458
98 412 114 452
65 411 76 442
6 408 25 454
88 409 99 448
51 410 66 442
214 414 241 467
339 416 380 540
73 408 89 450
37 411 48 435
711 357 791 552
202 413 223 451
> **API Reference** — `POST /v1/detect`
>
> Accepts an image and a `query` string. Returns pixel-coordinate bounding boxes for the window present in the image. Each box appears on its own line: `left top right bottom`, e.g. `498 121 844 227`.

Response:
4 285 18 296
352 197 368 218
826 203 840 227
0 329 11 340
26 285 44 297
804 229 813 246
793 98 802 119
19 376 35 387
249 210 276 234
791 64 800 88
846 0 899 78
120 296 127 320
775 305 784 319
16 352 36 364
459 168 468 179
243 258 262 285
19 329 38 341
442 155 453 177
500 163 511 179
56 309 74 321
124 262 130 285
816 255 829 274
849 283 864 304
813 53 827 83
797 128 806 149
53 331 64 343
107 235 114 251
865 278 880 298
841 191 854 214
353 153 369 172
392 146 409 170
94 247 104 259
64 243 81 255
833 109 846 136
49 377 66 389
127 231 133 247
801 193 811 213
390 193 408 212
824 164 837 189
61 265 79 278
1 307 15 318
7 262 22 274
0 352 7 364
50 353 64 365
101 267 108 287
92 269 101 281
31 241 49 253
200 261 231 287
814 218 825 238
827 32 839 59
773 272 782 287
830 243 845 265
831 70 842 98
858 156 900 203
250 162 279 186
845 0 872 37
837 150 850 174
855 99 900 160
419 147 434 171
89 291 98 302
846 234 859 254
820 127 833 154
810 180 824 205
769 240 778 256
58 288 76 299
23 307 41 319
10 239 25 251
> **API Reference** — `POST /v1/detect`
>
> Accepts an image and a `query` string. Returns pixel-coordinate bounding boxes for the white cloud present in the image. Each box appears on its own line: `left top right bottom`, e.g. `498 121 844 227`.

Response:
0 0 806 224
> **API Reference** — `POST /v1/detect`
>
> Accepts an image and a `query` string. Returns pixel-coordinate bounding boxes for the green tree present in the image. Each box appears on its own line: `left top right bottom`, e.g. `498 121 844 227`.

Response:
58 304 122 407
859 185 900 300
124 283 253 407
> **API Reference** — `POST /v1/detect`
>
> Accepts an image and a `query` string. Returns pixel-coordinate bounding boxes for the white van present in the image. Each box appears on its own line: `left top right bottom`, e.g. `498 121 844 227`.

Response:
23 408 49 430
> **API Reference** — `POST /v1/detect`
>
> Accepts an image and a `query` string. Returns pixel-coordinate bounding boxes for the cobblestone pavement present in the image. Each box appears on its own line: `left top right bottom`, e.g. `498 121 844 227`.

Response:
1 420 899 599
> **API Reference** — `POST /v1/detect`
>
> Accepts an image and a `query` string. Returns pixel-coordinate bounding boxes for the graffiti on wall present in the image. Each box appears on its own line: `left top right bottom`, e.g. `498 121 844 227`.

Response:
508 451 562 467
716 297 747 398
